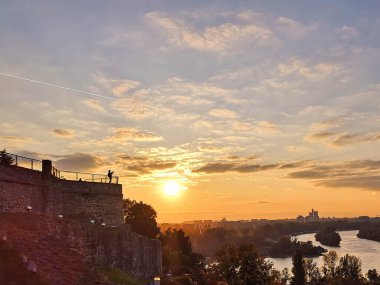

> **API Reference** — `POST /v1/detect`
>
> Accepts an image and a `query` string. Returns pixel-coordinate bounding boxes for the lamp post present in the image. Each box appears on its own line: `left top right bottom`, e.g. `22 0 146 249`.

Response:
154 277 160 285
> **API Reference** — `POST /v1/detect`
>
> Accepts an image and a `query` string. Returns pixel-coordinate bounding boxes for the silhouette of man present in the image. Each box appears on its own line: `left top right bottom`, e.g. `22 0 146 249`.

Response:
107 170 114 183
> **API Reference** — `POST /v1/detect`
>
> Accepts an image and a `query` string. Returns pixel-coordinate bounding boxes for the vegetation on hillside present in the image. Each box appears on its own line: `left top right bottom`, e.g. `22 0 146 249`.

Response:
98 267 144 285
0 239 49 285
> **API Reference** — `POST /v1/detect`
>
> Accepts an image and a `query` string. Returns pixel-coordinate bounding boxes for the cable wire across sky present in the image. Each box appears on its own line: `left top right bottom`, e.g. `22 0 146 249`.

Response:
0 72 122 101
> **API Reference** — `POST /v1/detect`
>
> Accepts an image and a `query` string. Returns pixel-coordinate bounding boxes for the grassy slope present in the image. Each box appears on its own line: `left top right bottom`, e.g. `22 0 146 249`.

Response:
99 267 145 285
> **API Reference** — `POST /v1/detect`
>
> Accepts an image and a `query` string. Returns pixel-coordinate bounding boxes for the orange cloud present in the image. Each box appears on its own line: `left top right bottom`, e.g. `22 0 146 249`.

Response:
107 128 163 142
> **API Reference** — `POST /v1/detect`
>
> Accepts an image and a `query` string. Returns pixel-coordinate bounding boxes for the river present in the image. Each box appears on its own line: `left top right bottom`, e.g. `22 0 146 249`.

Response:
268 230 380 273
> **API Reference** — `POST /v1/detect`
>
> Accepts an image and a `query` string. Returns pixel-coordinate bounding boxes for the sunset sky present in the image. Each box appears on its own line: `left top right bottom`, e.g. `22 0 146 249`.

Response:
1 1 380 222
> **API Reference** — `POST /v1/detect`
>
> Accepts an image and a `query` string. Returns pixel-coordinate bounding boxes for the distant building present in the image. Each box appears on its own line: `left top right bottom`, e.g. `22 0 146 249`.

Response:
297 209 319 222
358 216 370 221
305 209 319 221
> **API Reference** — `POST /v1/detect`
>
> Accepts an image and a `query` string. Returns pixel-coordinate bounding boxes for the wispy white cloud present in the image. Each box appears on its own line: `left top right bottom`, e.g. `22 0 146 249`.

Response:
336 25 359 40
209 108 237 119
276 17 317 39
145 11 275 53
93 74 140 97
106 127 163 142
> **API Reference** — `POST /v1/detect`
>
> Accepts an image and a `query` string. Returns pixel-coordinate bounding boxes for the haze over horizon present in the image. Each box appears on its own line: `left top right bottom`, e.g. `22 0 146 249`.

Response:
1 1 379 223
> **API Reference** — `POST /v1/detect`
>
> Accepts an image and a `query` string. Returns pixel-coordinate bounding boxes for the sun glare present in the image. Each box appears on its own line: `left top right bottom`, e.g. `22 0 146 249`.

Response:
164 181 180 197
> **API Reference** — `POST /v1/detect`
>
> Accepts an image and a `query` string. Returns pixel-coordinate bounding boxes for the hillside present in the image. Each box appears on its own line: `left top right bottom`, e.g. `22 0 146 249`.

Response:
0 213 143 285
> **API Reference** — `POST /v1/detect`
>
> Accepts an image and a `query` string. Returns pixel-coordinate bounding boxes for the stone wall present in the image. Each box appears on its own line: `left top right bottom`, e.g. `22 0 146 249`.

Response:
46 178 124 225
85 224 162 278
0 164 162 279
0 164 123 225
0 213 161 281
0 165 46 213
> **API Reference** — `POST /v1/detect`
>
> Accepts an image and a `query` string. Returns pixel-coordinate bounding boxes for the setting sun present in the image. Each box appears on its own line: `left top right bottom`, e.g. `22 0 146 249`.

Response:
164 181 180 197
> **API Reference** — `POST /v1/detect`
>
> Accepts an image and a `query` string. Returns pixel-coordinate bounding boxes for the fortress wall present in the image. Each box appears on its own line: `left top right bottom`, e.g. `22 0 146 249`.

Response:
62 180 123 225
0 164 162 278
84 224 162 279
0 165 46 213
0 213 162 281
0 164 124 225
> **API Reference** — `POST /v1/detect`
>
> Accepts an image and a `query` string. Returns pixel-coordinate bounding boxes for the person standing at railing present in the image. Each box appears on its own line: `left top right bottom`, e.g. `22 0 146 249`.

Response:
107 170 114 183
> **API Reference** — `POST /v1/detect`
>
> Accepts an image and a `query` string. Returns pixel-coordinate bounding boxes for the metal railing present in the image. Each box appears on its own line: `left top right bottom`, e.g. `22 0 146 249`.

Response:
0 151 42 171
2 151 119 184
52 168 119 184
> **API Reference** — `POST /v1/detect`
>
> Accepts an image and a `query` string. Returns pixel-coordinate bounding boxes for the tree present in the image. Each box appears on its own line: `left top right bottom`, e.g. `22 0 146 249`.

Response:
212 244 276 285
0 149 14 165
196 227 232 257
336 254 362 280
304 259 320 285
367 269 380 285
209 244 240 284
161 229 193 256
322 250 338 279
123 198 160 239
280 268 291 285
160 229 206 284
291 250 305 285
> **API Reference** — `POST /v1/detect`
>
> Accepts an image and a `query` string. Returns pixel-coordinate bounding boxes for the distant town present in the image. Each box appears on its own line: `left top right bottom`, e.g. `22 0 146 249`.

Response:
159 209 378 234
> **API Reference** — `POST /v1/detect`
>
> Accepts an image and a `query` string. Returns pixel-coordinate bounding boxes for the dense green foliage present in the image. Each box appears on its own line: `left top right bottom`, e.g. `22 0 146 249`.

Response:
123 198 160 238
315 227 341 247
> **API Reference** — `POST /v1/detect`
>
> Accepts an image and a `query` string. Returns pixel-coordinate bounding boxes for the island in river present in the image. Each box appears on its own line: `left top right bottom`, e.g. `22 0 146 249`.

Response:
315 226 341 247
357 226 380 242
